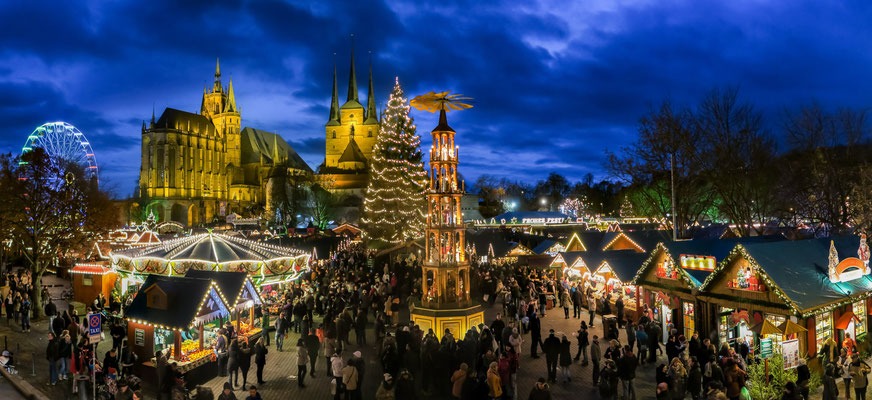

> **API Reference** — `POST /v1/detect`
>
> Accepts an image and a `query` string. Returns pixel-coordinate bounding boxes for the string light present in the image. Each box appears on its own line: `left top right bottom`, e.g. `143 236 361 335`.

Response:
361 78 428 244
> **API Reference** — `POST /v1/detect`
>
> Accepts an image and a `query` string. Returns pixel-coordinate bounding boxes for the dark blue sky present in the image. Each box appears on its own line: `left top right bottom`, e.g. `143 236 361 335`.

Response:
2 1 871 197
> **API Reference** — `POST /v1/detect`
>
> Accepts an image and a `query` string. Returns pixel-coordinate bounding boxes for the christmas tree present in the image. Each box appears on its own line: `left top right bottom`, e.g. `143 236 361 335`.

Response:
361 77 428 247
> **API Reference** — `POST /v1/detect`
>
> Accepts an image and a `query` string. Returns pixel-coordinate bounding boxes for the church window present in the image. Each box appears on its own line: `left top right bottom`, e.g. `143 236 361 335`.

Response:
332 130 336 139
368 130 372 137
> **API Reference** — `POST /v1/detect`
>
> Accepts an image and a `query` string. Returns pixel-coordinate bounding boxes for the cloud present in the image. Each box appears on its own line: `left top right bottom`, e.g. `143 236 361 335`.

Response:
2 0 872 193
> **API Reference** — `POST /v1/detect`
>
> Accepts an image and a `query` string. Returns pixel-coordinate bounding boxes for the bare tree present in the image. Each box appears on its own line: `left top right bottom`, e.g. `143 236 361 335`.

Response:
0 149 117 318
692 87 779 236
608 101 716 238
782 105 871 235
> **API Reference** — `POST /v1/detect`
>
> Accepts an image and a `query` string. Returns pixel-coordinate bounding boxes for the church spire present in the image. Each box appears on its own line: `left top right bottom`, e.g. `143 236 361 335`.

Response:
364 53 378 124
346 36 359 103
213 58 222 93
225 77 237 113
328 61 340 124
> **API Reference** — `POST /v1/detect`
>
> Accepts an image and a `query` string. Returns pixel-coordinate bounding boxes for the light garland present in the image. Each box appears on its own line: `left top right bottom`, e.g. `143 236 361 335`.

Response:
601 232 645 253
565 232 587 252
361 78 428 244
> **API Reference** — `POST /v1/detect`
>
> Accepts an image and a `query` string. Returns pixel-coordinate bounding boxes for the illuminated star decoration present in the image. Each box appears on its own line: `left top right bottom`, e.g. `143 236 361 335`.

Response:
410 91 474 113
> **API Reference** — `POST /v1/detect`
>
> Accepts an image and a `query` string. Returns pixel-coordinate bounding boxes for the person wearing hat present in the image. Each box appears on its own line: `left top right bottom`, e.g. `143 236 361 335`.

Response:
375 373 395 400
218 382 238 400
115 378 134 400
528 377 552 400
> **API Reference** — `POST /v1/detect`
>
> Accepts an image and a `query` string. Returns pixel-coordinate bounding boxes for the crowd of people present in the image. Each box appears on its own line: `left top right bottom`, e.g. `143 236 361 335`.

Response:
6 246 872 400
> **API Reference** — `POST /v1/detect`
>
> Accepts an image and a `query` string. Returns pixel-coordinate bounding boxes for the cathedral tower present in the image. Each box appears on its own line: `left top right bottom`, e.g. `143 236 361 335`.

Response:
324 46 379 170
201 58 242 167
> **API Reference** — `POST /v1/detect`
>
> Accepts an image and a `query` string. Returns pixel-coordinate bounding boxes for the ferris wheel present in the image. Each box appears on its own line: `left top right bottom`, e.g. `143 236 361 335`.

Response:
21 121 99 182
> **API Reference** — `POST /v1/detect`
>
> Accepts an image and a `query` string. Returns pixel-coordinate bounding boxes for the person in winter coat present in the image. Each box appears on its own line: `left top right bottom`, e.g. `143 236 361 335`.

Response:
227 339 240 389
668 357 687 400
560 291 572 319
375 373 395 400
253 338 268 385
575 322 589 365
394 369 415 400
46 332 60 385
558 335 573 383
796 358 811 400
823 363 840 400
451 363 468 399
527 377 552 400
850 355 871 400
591 335 602 385
238 341 252 391
487 361 503 399
687 357 704 400
635 326 649 365
599 359 619 400
296 338 309 388
218 382 237 400
542 330 561 382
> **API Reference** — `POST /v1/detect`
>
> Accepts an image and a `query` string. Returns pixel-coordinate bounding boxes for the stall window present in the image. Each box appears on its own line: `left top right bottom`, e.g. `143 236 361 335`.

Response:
816 312 833 351
766 314 786 350
855 300 867 337
683 301 695 339
83 276 93 286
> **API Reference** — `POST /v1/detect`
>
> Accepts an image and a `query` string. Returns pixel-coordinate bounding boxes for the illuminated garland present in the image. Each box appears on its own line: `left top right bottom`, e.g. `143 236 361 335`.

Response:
361 77 427 244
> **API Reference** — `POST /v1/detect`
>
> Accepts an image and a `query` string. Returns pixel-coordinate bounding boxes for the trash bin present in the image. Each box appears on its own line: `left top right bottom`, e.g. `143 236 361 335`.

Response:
604 314 618 340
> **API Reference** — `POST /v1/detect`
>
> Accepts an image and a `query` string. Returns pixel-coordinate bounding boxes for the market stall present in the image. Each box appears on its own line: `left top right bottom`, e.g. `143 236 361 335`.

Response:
185 270 263 342
698 236 872 360
552 252 591 282
69 263 117 307
589 250 647 322
125 275 231 383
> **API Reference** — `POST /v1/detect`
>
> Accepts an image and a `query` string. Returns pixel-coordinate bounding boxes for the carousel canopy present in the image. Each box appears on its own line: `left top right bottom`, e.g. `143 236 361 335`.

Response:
112 232 306 264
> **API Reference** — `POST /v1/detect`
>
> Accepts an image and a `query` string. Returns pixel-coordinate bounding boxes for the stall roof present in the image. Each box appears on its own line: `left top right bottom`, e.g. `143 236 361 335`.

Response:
125 275 230 330
184 270 261 308
589 250 648 282
733 236 872 314
532 239 557 255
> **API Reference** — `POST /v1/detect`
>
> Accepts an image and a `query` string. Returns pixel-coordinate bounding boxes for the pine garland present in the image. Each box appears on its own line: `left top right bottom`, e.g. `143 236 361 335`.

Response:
361 78 428 246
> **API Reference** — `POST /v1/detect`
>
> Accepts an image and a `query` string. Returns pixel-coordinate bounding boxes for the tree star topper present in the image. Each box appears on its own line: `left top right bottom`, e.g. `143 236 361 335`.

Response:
410 91 473 113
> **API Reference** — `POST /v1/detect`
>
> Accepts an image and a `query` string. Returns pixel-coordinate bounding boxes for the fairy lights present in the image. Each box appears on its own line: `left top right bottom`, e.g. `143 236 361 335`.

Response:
361 77 428 245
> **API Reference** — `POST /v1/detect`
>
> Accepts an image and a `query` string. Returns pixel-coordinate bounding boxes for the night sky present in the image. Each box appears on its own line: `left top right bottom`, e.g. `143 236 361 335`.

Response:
2 1 871 197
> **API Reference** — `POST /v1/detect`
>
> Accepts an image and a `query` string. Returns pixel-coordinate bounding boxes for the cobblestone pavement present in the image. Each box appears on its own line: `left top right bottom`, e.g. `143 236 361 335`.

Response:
0 274 833 399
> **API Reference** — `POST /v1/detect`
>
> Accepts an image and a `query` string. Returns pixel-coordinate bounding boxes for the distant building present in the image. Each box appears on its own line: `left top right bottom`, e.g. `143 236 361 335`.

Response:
318 48 380 198
138 60 311 226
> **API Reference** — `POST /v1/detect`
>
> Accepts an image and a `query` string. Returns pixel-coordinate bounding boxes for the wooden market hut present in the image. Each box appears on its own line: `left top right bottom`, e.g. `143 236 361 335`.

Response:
185 270 262 340
697 236 872 360
125 275 230 377
587 250 648 322
631 240 734 341
70 263 118 307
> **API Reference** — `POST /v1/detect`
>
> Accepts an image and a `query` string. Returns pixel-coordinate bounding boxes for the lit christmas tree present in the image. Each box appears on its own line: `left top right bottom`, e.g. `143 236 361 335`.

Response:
361 77 427 246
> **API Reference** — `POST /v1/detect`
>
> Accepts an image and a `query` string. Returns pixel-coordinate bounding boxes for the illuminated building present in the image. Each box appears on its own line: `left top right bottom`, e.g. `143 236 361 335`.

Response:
318 47 380 196
138 59 311 225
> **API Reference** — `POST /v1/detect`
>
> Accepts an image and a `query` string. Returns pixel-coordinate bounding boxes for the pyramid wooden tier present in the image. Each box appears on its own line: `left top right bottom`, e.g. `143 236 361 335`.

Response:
110 232 310 283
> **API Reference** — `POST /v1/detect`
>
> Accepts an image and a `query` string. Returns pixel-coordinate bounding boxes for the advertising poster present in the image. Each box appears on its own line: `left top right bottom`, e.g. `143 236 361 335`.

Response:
782 339 800 369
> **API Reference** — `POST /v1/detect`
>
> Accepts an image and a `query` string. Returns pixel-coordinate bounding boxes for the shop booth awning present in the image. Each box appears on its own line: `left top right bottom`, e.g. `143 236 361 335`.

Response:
751 319 783 336
835 311 861 330
778 320 808 336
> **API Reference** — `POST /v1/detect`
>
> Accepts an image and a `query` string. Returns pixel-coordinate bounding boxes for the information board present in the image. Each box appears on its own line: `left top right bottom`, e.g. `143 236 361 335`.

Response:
759 338 773 359
782 339 800 369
